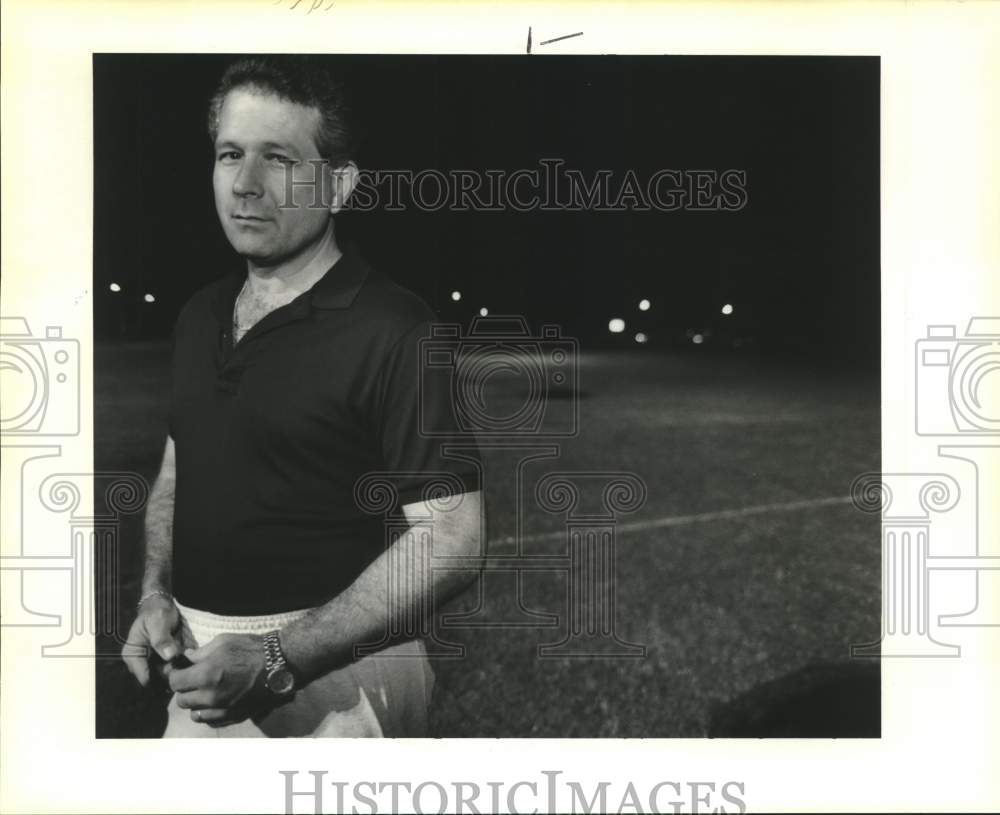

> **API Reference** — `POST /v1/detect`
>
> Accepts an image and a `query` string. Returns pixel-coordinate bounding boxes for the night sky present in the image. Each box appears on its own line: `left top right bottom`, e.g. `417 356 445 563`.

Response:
94 54 879 366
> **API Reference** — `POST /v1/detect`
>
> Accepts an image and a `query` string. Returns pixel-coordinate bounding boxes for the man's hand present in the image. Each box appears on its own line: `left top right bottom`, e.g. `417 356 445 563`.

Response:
168 634 268 726
121 595 193 687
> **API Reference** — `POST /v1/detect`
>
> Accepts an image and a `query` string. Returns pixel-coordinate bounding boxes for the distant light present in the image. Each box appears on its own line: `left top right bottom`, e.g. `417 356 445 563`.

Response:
109 283 121 293
479 307 489 317
608 318 626 334
635 332 648 344
144 293 156 303
692 334 704 345
721 303 734 315
451 291 462 301
638 299 651 312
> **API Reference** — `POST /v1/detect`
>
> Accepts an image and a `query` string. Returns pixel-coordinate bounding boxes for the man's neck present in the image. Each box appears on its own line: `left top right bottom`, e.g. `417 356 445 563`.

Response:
245 222 343 298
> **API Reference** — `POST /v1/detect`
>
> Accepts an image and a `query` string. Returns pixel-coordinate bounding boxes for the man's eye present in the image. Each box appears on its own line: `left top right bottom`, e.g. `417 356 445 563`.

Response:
218 151 241 162
267 154 297 166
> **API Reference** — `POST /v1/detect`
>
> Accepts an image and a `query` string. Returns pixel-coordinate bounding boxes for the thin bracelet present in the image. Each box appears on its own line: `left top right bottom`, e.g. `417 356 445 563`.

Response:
136 589 174 611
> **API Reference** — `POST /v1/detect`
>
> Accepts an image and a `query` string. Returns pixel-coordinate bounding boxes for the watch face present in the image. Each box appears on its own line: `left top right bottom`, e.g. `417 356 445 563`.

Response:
266 667 295 695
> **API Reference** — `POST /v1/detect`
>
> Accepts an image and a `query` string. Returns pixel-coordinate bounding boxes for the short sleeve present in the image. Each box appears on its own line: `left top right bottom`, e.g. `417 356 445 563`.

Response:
373 319 482 507
166 306 185 441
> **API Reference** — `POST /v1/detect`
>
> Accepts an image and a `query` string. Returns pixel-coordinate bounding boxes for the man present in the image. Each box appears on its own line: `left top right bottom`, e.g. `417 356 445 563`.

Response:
121 56 483 737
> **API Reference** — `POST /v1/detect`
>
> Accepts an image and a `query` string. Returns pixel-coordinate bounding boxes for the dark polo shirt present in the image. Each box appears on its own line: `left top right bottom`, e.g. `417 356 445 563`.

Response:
168 247 480 615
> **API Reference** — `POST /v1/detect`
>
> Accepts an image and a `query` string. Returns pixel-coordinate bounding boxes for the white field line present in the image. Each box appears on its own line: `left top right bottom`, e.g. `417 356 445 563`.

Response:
495 495 856 546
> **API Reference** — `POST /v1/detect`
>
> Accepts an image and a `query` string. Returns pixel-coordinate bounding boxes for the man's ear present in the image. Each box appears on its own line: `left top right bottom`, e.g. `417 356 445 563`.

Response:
327 161 359 215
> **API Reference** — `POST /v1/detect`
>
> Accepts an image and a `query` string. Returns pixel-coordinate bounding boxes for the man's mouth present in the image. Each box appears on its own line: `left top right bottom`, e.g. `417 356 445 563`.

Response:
232 213 271 222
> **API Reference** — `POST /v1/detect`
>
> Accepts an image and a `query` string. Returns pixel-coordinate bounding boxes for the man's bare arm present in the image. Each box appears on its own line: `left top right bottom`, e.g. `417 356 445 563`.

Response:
166 489 484 722
278 489 484 682
141 437 176 595
122 437 191 685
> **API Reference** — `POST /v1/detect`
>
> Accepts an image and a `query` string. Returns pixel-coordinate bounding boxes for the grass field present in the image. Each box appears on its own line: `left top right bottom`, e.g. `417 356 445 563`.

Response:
95 341 881 738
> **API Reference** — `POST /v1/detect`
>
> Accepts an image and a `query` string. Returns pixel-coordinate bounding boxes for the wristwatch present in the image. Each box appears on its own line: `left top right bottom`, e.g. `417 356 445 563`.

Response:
262 630 296 696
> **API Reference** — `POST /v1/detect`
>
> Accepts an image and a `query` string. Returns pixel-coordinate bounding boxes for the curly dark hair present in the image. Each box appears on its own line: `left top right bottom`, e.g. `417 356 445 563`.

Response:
207 55 362 168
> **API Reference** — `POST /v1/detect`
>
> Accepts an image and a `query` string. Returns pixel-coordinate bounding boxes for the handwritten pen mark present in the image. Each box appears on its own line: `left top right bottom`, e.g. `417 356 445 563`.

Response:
283 0 335 10
539 31 583 47
527 28 583 53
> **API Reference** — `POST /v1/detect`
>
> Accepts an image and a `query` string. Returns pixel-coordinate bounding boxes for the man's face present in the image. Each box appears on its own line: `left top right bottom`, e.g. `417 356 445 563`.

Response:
213 88 335 266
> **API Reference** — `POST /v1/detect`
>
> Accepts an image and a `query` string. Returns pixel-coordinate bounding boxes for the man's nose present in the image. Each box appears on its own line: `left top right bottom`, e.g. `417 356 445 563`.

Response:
232 157 264 198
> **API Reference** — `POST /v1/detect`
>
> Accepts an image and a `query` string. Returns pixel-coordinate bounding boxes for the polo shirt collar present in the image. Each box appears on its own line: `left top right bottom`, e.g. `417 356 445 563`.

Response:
310 245 370 310
210 244 370 325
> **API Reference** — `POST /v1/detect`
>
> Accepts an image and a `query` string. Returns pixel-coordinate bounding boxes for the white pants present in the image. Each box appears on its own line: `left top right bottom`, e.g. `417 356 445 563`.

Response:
163 601 434 738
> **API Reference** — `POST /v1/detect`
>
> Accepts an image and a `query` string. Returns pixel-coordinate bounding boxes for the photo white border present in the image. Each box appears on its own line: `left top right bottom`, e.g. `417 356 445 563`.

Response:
2 0 998 812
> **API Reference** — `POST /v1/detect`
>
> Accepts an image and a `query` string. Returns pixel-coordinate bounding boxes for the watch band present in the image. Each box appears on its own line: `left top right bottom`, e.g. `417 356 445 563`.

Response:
263 630 286 673
263 630 296 695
